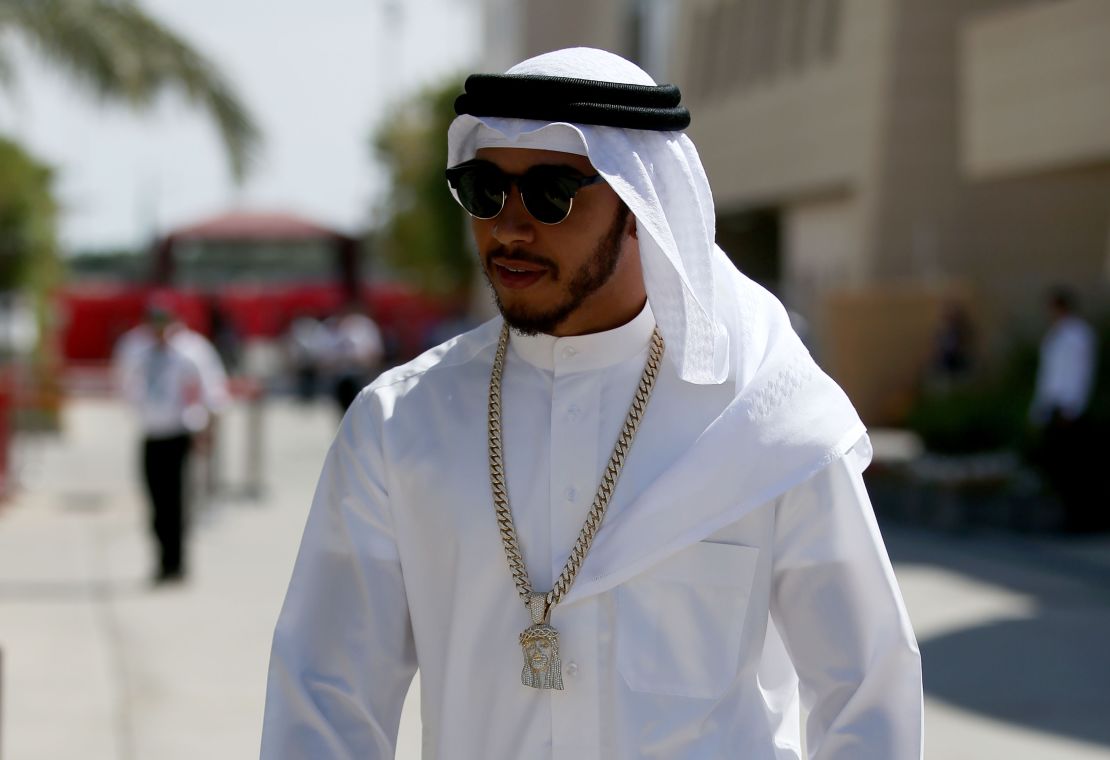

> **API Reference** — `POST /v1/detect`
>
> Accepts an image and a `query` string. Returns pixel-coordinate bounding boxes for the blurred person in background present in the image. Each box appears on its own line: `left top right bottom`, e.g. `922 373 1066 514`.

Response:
262 48 922 759
114 304 211 583
931 301 974 388
206 296 242 376
424 290 481 348
284 311 325 403
321 301 384 414
1030 286 1099 532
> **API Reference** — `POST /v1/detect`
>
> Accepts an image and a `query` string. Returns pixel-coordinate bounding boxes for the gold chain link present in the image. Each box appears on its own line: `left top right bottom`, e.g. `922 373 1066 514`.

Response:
488 322 665 615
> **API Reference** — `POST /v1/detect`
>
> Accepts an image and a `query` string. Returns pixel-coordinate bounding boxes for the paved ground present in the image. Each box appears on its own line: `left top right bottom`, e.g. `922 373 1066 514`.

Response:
1 398 1108 759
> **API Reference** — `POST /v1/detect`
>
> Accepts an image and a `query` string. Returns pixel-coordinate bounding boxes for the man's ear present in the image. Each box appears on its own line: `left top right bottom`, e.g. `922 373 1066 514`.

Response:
626 212 638 240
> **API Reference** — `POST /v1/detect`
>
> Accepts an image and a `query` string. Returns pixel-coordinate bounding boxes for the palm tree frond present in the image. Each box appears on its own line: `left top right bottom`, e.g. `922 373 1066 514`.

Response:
0 0 261 182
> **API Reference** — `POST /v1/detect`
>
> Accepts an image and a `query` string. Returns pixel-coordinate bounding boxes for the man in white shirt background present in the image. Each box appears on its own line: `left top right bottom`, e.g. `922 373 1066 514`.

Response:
1030 287 1102 532
261 48 923 759
115 304 210 583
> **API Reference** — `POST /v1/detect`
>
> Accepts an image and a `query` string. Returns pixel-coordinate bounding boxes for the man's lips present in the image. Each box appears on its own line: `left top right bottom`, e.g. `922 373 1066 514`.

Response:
491 257 549 289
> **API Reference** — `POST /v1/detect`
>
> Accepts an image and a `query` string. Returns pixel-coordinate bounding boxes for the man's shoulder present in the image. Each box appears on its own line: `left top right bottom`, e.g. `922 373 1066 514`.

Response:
365 318 501 399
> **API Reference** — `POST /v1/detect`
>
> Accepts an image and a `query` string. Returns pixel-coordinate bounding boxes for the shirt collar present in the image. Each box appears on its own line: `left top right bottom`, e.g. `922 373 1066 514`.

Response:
509 301 655 373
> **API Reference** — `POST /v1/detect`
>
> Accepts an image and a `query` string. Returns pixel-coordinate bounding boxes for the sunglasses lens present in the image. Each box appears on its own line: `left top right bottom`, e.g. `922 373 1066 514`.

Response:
447 162 594 224
455 166 506 219
521 171 577 224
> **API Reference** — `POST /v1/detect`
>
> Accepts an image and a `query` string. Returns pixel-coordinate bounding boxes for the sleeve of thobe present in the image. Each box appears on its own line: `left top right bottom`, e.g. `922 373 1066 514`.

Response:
769 436 924 759
261 391 417 759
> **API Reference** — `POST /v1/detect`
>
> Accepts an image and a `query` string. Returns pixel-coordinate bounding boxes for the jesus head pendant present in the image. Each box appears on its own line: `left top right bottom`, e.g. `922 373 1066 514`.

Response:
520 592 564 690
520 623 564 690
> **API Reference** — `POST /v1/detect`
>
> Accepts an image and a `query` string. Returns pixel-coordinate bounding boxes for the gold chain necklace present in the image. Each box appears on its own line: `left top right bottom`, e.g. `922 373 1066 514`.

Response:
487 322 665 689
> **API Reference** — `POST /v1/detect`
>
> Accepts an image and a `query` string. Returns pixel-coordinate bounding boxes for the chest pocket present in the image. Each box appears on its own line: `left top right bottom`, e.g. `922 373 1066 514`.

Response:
616 541 760 699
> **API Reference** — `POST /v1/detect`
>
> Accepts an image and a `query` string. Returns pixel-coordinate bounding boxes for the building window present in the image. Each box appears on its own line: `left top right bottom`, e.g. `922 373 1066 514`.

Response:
690 0 844 101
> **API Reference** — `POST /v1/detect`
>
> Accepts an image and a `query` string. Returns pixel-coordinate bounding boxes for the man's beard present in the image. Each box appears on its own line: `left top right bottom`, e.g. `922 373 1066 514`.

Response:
483 205 630 336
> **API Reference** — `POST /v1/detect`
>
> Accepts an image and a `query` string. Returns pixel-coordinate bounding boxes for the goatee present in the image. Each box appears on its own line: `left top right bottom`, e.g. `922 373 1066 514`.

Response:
484 206 630 336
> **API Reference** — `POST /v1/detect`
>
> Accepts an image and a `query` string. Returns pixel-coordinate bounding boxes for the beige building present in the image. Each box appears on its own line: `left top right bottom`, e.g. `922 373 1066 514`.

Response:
480 0 1110 422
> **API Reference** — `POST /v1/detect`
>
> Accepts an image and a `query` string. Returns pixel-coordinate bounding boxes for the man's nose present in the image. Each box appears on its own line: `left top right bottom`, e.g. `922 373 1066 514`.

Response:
491 186 535 246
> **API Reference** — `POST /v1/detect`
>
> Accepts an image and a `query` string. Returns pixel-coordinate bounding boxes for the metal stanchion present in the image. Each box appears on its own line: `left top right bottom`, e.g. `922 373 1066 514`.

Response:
206 415 221 499
1 645 5 760
243 379 265 500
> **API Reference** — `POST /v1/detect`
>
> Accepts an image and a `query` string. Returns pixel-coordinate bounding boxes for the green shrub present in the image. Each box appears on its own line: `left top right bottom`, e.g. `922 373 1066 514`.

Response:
905 342 1037 454
907 320 1110 455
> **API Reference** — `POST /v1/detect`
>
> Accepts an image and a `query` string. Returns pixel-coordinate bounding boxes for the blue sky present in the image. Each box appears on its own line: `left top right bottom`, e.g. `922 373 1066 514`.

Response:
0 0 481 252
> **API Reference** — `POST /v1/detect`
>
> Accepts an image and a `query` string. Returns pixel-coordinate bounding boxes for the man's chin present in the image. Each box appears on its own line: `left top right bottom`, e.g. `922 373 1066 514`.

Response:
496 300 571 337
500 311 562 336
485 275 577 335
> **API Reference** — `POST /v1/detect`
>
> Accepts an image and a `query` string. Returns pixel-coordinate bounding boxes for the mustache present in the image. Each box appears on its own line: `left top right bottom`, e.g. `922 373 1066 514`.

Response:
485 246 560 277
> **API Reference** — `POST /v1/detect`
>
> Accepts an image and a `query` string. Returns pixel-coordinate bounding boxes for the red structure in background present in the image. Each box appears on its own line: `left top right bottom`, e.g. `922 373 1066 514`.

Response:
58 211 450 367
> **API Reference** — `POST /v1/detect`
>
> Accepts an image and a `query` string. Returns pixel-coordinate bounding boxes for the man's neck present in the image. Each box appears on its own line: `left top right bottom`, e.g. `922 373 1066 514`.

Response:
547 295 648 338
508 300 655 373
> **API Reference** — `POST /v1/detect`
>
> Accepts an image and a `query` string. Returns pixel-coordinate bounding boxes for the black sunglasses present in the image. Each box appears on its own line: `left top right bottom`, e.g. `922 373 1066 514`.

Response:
445 159 605 225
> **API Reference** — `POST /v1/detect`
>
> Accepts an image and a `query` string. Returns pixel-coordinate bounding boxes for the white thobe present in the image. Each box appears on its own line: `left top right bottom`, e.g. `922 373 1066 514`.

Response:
262 304 923 759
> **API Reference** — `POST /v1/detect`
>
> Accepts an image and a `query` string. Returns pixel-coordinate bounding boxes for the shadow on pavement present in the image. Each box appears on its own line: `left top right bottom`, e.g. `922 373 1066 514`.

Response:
882 524 1110 749
921 616 1110 747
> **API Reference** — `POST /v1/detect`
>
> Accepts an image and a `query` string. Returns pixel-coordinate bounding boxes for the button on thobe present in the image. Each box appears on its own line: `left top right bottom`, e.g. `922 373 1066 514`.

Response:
488 305 662 759
546 336 604 759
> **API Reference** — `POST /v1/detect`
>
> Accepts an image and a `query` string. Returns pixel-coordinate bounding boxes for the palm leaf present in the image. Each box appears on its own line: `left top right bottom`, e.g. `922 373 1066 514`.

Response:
0 0 261 182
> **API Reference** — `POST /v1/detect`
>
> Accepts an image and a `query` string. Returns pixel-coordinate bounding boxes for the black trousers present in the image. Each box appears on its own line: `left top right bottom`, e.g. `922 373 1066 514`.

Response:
1039 411 1104 532
142 433 192 576
294 363 318 402
333 372 367 415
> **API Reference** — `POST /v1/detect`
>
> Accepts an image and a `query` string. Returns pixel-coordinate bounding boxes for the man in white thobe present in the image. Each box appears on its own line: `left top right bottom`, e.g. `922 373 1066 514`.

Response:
262 48 923 759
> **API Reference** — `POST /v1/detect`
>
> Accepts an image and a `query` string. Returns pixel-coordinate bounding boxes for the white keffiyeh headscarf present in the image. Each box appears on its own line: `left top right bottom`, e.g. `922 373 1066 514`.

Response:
448 47 728 385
